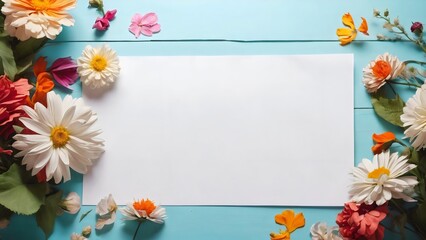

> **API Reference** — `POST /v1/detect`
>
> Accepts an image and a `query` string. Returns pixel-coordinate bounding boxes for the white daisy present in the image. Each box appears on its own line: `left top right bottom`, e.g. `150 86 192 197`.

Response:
310 222 342 240
362 52 405 93
1 0 76 41
401 85 426 150
119 198 166 224
349 150 418 206
12 92 104 183
77 45 120 89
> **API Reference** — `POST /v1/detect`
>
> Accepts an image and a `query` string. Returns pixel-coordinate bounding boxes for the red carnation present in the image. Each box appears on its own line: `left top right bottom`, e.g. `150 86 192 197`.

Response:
336 202 388 240
0 75 32 138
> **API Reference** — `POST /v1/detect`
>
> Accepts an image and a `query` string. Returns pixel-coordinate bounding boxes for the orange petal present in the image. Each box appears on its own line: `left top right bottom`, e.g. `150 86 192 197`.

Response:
336 28 357 45
33 57 48 77
31 72 54 107
342 13 355 29
275 210 305 233
372 144 383 154
270 230 290 240
358 17 369 35
372 132 396 144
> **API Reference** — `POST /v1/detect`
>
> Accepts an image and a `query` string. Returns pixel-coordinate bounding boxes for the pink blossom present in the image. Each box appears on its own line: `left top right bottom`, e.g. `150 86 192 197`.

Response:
336 202 388 240
129 12 161 38
93 10 117 31
0 75 32 138
49 57 78 90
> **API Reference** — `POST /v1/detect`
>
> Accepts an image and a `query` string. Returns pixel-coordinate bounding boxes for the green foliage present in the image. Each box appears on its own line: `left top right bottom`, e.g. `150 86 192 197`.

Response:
371 91 405 127
36 191 62 239
0 37 17 79
0 164 47 215
80 209 92 222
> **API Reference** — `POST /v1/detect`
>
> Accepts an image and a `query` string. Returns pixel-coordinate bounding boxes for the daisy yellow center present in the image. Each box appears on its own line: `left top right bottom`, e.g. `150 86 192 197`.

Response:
133 199 156 215
31 0 51 11
50 126 70 148
372 60 392 80
90 55 108 72
368 167 390 179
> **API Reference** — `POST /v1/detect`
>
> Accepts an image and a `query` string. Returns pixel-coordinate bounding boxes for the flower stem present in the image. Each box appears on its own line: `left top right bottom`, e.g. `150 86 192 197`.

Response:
133 222 142 240
388 80 421 88
404 60 426 66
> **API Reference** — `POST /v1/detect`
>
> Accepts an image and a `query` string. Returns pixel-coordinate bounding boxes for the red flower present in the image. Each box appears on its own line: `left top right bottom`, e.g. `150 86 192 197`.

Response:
336 202 388 240
411 22 423 35
93 9 117 31
0 75 32 138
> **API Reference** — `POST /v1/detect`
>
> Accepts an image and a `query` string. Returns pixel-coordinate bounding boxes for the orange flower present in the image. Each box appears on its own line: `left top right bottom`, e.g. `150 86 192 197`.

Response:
275 210 305 233
372 132 396 154
27 57 54 108
270 230 290 240
336 13 369 45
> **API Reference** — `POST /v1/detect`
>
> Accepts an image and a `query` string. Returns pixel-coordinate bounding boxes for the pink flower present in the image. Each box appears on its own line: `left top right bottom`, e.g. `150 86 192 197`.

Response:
0 75 32 138
336 202 388 240
93 9 117 31
129 13 161 38
49 57 78 90
411 22 423 35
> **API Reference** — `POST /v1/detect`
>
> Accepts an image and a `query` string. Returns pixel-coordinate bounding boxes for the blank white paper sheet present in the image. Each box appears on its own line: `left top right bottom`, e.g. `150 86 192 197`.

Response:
82 54 354 206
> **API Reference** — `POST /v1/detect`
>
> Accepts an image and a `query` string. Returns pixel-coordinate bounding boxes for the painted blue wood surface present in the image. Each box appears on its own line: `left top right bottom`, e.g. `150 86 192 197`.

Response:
1 0 424 239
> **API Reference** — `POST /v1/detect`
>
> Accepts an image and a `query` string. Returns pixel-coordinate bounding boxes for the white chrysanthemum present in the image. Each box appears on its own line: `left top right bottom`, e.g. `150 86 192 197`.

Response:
349 150 418 206
119 199 166 224
401 85 426 150
12 92 104 183
310 222 342 240
1 0 76 41
77 44 120 89
362 52 405 93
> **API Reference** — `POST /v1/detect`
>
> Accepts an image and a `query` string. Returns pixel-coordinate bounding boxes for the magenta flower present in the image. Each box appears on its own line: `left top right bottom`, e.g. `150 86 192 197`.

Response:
411 21 423 35
49 57 78 90
129 13 161 38
93 9 117 31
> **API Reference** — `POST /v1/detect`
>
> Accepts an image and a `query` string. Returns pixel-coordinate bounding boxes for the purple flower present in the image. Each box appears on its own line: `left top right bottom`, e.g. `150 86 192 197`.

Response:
411 22 423 35
49 57 78 90
93 9 117 31
129 13 161 38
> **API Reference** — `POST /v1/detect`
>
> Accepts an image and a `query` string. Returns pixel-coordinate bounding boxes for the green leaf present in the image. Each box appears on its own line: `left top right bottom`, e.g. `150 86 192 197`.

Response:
371 92 405 127
0 37 17 79
0 164 47 215
14 37 48 61
36 191 62 238
79 209 92 222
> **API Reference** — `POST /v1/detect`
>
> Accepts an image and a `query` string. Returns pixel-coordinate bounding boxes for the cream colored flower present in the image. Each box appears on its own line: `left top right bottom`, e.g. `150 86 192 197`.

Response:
119 198 166 224
1 0 76 40
58 192 81 214
401 85 426 150
362 53 405 93
12 92 104 183
70 233 87 240
310 222 342 240
82 225 91 237
96 194 117 230
77 44 120 89
349 150 418 206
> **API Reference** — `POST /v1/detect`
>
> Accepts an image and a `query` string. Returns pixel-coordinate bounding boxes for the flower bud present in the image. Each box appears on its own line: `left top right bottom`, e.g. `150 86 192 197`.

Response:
373 9 380 17
376 34 386 40
89 0 103 8
393 18 400 26
59 192 81 214
383 9 389 17
411 22 423 36
82 226 92 237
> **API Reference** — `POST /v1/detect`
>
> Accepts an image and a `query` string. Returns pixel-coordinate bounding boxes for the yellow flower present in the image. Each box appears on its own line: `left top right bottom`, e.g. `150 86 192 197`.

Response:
270 230 290 240
275 210 305 233
336 13 369 45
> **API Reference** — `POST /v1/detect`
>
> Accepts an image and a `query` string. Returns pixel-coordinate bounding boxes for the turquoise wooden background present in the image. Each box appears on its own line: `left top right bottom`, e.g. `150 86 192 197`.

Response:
1 0 425 239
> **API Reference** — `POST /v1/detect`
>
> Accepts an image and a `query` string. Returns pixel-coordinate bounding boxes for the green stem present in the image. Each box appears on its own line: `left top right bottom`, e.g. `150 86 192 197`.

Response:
395 139 408 147
404 60 426 66
388 80 421 88
133 222 142 240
